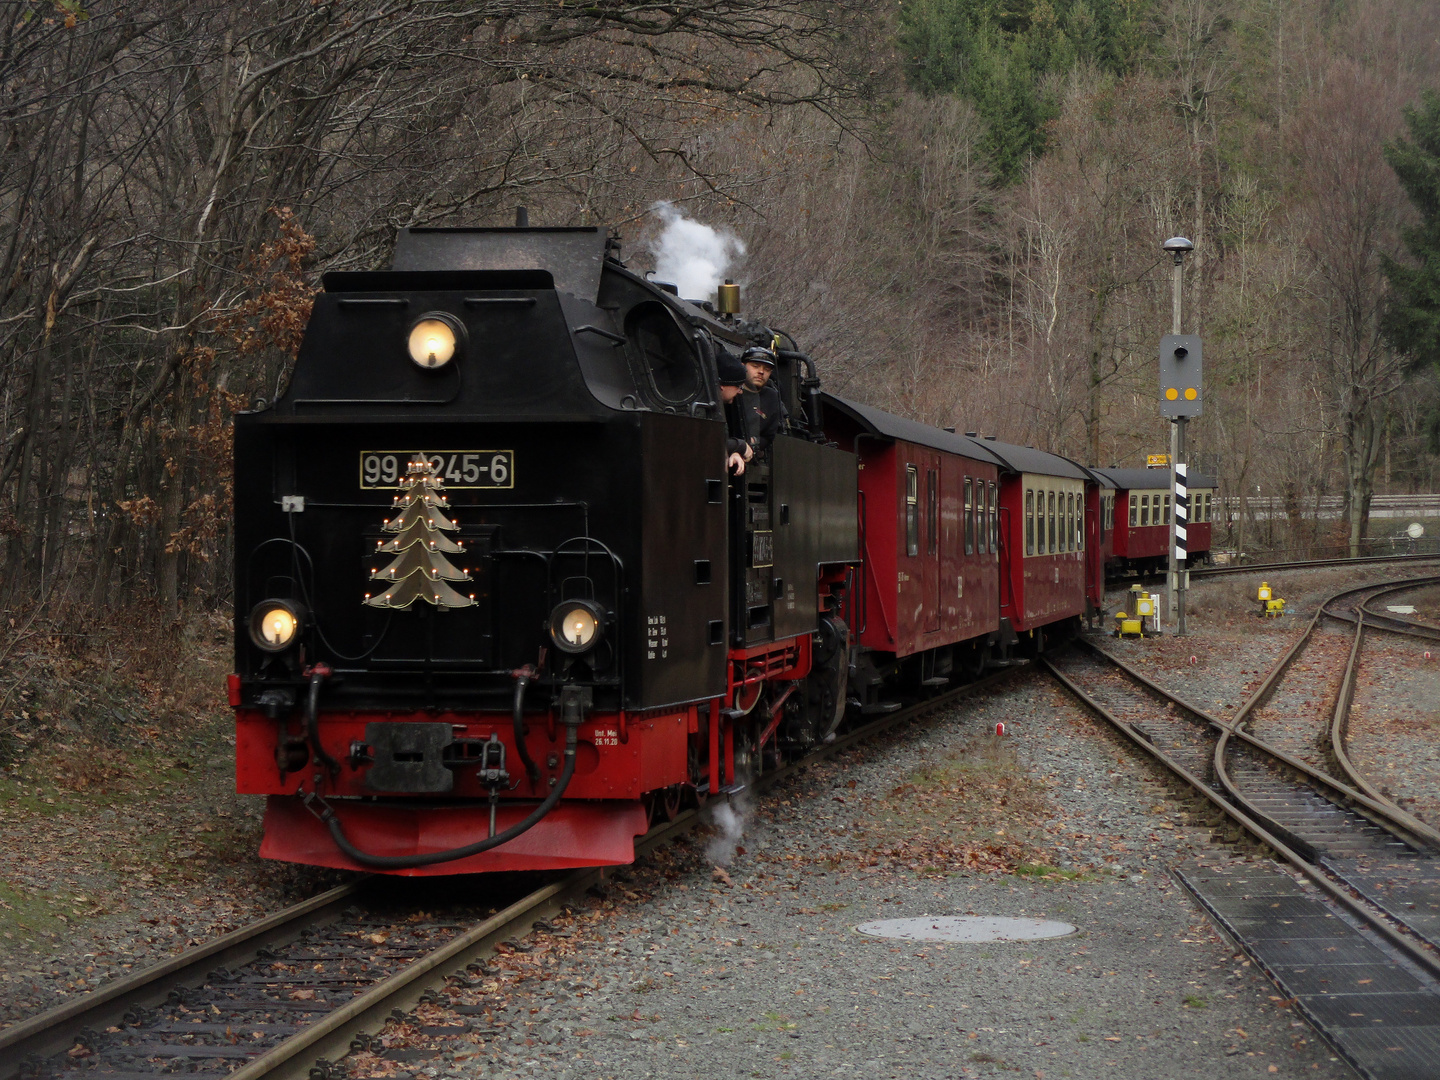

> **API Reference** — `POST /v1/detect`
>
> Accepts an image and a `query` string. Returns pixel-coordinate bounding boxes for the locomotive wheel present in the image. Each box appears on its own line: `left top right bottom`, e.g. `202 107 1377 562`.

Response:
732 669 764 716
644 785 686 825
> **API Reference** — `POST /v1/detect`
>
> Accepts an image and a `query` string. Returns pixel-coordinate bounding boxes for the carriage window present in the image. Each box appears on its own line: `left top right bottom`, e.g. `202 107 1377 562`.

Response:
626 303 702 406
1047 491 1056 553
1140 494 1149 527
977 480 986 555
927 470 939 555
1025 489 1035 556
1201 492 1211 523
1129 494 1138 527
1066 492 1074 551
1162 494 1171 526
964 478 974 555
989 481 998 554
1075 493 1084 550
906 466 919 557
1058 492 1067 552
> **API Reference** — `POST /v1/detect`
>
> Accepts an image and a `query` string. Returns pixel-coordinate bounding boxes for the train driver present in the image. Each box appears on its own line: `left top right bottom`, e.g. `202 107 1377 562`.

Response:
740 346 787 456
716 350 752 476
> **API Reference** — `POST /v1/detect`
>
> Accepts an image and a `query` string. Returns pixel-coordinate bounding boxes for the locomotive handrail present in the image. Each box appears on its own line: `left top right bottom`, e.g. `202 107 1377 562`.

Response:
573 323 626 346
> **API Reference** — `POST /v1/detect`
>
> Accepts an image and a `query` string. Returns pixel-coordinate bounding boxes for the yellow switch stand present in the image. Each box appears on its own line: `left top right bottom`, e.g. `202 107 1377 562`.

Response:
1115 584 1157 638
1257 581 1285 618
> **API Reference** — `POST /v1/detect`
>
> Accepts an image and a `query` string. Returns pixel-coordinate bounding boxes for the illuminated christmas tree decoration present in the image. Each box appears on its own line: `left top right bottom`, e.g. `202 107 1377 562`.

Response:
364 457 475 609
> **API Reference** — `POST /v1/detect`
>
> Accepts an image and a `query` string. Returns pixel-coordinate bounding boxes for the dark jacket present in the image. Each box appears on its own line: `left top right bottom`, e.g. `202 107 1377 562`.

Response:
740 385 787 454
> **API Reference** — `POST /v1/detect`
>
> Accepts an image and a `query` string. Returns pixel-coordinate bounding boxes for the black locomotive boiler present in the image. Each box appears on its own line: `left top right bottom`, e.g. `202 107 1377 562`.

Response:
231 226 858 875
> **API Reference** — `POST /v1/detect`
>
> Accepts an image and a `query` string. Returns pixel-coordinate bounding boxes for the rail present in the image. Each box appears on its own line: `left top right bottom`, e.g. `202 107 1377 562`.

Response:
6 666 1028 1080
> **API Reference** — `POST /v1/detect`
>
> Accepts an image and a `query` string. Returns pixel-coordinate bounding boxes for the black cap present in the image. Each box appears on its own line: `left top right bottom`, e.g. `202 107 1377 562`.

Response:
716 350 747 386
741 346 776 369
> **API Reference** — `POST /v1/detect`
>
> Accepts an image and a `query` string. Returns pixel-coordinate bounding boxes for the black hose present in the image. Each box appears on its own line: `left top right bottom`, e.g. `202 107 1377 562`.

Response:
321 725 578 869
306 665 339 776
512 668 542 787
776 349 824 439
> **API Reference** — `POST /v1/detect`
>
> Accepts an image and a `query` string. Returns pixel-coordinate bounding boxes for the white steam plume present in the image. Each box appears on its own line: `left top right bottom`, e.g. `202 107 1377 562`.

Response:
649 202 746 302
704 798 750 868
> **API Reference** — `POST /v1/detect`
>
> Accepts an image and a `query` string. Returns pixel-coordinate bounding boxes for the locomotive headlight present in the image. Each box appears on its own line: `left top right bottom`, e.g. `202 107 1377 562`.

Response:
407 315 460 370
548 600 604 654
248 599 305 653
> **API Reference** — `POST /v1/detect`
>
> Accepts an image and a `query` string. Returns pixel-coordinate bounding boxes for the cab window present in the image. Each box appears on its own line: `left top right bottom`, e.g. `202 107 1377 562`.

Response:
625 303 701 407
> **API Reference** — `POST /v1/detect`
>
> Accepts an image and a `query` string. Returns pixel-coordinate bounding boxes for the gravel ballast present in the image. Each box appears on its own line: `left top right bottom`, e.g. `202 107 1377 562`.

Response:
355 669 1356 1079
14 562 1435 1074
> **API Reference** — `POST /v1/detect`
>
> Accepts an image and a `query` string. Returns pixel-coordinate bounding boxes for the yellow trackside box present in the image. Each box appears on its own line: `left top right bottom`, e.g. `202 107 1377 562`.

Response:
1115 584 1156 638
1257 582 1285 617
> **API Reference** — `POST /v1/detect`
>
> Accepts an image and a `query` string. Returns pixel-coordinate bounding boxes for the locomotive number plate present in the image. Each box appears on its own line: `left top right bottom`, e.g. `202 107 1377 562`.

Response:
359 450 515 490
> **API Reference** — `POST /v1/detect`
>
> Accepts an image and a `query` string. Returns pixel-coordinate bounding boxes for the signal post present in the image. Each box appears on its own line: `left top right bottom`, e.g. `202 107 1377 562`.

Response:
1160 236 1199 636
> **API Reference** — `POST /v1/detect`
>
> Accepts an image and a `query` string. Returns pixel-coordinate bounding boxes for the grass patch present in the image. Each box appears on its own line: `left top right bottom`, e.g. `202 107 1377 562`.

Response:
0 878 68 942
1183 993 1208 1008
842 734 1059 875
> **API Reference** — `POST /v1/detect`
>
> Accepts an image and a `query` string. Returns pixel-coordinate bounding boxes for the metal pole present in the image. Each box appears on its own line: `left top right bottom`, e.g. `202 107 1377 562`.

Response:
1176 418 1187 636
1168 257 1182 630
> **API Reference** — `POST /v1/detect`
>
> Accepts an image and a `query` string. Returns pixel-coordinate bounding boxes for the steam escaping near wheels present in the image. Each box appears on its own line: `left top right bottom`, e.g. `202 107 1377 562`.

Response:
704 799 750 868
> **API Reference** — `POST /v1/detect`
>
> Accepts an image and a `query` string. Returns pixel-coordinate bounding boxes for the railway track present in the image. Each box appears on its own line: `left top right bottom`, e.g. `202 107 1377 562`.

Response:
1 665 1026 1080
1177 550 1440 581
1044 576 1440 1080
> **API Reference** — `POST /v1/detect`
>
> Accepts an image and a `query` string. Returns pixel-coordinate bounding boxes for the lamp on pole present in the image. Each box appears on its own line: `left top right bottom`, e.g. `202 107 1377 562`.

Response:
1162 235 1194 635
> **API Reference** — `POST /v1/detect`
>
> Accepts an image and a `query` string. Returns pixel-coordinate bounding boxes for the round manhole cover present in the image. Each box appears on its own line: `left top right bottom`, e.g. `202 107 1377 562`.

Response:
855 916 1077 942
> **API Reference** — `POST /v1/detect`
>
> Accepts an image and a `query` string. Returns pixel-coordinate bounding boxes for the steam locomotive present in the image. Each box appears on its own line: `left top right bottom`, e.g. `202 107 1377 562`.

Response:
229 225 1167 876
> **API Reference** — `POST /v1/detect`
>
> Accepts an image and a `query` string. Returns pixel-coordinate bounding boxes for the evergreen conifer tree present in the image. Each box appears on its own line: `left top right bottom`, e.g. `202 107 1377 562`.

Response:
1382 90 1440 371
364 457 475 609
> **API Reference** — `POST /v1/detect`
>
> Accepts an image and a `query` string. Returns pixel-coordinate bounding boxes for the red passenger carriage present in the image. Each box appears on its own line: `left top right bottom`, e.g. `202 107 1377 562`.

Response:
1091 468 1216 577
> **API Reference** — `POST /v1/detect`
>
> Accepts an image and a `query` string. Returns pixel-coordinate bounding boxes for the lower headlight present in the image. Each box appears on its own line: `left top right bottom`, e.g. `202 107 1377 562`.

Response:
549 600 604 654
249 599 305 652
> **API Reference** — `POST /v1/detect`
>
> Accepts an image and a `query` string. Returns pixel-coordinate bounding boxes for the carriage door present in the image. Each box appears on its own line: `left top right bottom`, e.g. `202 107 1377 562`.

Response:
1085 489 1101 603
923 462 941 633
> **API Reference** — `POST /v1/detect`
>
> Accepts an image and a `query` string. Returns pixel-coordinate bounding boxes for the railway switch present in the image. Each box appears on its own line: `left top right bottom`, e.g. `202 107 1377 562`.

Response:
1257 581 1286 618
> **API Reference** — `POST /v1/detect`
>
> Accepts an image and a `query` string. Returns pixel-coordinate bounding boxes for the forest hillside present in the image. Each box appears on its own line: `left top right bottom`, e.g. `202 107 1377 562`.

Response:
1 0 1439 682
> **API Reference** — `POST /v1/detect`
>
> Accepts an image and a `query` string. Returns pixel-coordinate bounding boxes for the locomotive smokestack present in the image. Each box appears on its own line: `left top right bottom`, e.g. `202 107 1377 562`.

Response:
515 206 530 227
717 278 740 315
